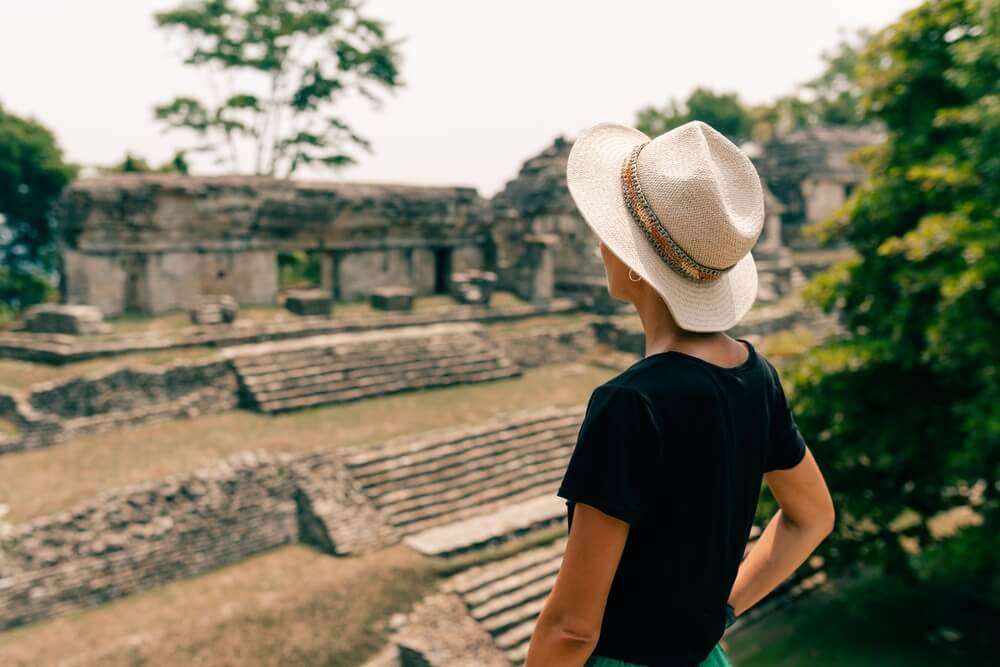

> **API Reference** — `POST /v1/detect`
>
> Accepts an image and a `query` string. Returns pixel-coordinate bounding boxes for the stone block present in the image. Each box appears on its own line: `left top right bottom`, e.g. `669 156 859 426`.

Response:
283 289 332 317
189 294 238 325
22 304 111 335
370 286 415 311
451 270 497 306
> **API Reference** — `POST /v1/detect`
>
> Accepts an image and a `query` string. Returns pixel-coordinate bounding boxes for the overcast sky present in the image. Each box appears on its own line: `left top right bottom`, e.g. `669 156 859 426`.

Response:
1 0 923 198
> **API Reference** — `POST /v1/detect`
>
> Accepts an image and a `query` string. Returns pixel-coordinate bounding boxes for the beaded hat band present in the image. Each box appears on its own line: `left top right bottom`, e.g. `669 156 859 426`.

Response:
620 141 737 283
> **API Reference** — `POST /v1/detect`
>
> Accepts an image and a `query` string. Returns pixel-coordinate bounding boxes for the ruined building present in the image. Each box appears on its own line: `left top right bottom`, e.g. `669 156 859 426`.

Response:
749 124 887 243
55 125 883 316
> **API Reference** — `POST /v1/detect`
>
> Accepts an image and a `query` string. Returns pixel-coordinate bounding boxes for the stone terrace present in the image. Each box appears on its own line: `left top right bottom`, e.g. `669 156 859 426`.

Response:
343 404 584 554
225 322 520 413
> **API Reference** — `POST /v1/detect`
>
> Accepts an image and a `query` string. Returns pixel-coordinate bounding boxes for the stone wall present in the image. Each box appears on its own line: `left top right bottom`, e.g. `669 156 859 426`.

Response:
496 322 597 368
0 450 300 630
0 358 240 455
57 175 489 314
27 358 237 420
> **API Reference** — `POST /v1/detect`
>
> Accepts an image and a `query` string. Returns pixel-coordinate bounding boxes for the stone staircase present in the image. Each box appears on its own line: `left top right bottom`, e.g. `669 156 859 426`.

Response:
433 528 828 666
442 536 569 665
224 322 520 413
344 405 586 550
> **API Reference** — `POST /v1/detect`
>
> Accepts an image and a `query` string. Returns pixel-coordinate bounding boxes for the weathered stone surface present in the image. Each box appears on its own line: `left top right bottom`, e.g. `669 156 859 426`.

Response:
224 322 521 414
451 269 497 306
21 304 111 335
395 592 512 667
189 293 238 325
0 297 580 364
289 449 398 556
56 174 489 314
0 450 301 630
494 321 596 368
344 404 585 537
283 288 333 316
0 358 240 456
403 494 565 558
370 286 416 311
751 124 886 240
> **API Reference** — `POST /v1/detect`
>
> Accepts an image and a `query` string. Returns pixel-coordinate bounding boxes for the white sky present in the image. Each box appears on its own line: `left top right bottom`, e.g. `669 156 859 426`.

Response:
0 0 922 198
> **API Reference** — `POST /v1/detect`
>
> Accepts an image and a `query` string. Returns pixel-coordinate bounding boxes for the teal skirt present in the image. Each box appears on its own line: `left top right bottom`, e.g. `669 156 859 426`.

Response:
583 641 732 667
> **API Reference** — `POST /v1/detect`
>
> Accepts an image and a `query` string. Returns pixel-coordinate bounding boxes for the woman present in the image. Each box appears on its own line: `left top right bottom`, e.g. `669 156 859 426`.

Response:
524 120 836 667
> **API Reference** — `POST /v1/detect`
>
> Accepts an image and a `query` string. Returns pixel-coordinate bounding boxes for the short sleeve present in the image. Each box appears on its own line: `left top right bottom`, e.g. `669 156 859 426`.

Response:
764 362 807 472
556 384 661 527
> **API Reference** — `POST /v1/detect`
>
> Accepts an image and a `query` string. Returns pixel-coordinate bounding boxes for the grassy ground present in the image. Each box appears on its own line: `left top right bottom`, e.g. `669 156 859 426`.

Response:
0 543 439 667
0 346 219 392
726 564 992 666
0 361 615 523
0 522 568 667
0 294 568 393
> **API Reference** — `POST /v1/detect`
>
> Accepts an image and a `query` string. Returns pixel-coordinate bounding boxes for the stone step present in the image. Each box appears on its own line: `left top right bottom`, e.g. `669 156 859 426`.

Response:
443 537 568 595
362 426 575 497
246 351 506 397
256 366 519 413
402 494 566 558
346 409 582 476
398 482 567 537
239 342 480 387
506 639 530 666
229 336 430 368
387 462 567 530
490 603 545 651
478 575 554 638
376 445 572 516
346 405 584 470
460 549 563 609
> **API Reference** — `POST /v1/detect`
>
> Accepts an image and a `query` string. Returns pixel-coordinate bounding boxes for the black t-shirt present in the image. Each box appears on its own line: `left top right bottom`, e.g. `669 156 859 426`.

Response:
556 337 807 666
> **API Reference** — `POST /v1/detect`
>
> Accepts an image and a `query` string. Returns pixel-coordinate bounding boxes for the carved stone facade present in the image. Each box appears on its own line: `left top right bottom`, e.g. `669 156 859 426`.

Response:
57 175 488 315
53 126 877 317
750 124 887 245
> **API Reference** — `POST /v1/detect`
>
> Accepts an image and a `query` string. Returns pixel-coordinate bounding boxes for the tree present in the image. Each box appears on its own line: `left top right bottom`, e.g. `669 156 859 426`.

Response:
783 0 999 638
0 102 76 315
153 0 405 178
635 87 754 144
748 27 876 143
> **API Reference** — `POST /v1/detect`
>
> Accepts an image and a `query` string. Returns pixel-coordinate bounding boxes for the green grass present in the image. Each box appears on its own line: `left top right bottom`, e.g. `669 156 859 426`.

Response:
0 361 615 523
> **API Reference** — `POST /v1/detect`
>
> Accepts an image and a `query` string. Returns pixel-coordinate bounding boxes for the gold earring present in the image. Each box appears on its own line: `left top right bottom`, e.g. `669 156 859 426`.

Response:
628 269 642 282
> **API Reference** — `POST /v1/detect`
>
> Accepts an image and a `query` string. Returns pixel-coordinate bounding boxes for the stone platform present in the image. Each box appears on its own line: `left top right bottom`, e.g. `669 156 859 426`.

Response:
224 322 521 413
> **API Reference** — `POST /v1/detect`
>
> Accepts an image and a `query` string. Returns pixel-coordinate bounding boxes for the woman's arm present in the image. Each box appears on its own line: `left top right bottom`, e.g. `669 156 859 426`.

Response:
525 502 630 667
728 447 835 616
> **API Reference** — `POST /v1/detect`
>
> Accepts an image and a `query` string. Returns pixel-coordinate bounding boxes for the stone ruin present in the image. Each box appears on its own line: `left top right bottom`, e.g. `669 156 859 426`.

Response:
749 124 887 246
20 303 111 335
0 125 867 659
283 288 333 316
49 123 877 320
189 293 238 325
370 286 416 311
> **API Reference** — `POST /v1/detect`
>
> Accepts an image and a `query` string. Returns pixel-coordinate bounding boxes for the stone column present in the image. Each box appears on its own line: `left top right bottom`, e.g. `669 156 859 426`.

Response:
523 233 559 304
319 252 336 297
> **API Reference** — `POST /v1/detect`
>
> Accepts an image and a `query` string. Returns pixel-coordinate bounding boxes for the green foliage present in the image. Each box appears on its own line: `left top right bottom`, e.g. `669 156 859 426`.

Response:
277 250 321 288
153 0 405 177
0 101 76 313
785 0 999 608
635 87 754 143
101 150 190 174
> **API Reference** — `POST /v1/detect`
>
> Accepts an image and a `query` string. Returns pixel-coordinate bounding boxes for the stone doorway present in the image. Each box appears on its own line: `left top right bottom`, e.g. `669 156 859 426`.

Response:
433 247 452 295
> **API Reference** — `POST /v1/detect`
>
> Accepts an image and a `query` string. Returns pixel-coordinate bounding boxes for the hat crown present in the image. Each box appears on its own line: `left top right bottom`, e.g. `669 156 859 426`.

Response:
633 120 764 270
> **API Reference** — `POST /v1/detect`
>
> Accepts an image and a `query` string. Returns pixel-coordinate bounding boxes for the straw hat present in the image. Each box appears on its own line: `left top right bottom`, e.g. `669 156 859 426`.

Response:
566 119 765 332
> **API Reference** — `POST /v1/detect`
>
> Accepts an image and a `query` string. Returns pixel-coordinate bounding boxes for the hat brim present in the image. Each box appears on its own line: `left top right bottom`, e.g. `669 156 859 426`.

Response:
566 121 758 332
